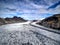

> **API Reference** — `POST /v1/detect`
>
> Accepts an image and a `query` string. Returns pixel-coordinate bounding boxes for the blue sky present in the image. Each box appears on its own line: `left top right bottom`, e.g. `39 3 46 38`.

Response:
0 0 60 20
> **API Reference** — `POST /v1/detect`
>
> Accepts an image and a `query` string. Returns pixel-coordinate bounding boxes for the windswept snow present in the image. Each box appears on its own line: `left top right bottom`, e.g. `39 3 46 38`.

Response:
0 22 60 45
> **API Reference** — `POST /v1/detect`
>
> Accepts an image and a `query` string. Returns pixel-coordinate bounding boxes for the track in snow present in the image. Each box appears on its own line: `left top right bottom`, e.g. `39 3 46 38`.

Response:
0 23 60 45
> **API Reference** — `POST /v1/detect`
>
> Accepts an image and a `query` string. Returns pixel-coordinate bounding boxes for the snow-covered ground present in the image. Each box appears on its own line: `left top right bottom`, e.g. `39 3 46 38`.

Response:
31 22 60 41
0 21 60 45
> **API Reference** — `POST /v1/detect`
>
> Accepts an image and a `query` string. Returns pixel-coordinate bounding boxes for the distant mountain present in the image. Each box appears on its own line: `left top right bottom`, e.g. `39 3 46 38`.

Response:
0 16 27 25
37 14 60 30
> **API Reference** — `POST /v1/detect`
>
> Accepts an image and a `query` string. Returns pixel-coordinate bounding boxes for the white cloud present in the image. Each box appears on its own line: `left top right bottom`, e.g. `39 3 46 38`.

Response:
0 0 60 20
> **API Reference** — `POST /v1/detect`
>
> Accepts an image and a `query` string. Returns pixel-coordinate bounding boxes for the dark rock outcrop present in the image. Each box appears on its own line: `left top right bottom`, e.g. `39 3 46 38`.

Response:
0 18 6 25
37 14 60 30
0 16 27 25
5 16 27 24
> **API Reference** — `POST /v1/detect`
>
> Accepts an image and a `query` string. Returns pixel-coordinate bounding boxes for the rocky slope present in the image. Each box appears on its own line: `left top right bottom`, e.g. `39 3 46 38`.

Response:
0 16 27 25
0 18 6 25
37 14 60 30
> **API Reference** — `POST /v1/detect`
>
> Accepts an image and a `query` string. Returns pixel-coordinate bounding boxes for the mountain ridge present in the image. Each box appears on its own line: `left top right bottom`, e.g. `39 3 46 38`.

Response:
37 14 60 30
0 16 27 25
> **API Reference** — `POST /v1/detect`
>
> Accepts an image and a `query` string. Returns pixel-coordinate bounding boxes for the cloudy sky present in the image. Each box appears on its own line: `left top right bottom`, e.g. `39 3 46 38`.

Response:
0 0 60 20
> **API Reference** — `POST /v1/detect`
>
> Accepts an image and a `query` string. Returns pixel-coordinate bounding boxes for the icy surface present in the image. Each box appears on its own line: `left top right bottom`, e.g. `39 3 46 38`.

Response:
0 22 60 45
